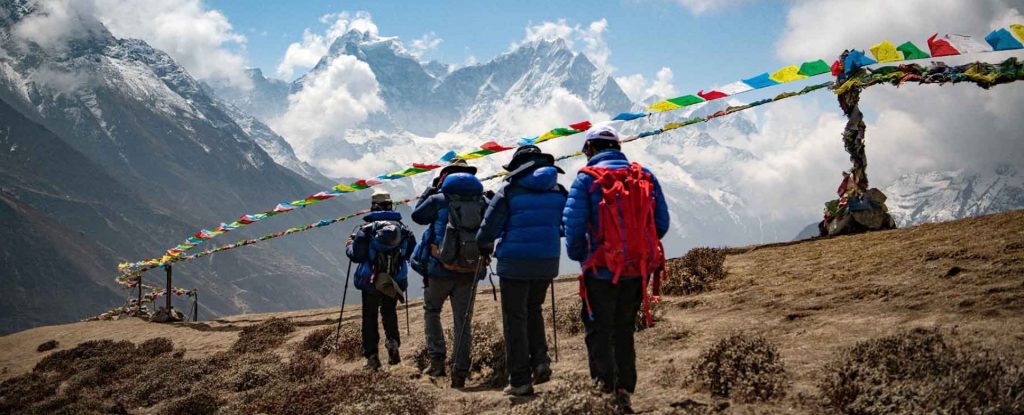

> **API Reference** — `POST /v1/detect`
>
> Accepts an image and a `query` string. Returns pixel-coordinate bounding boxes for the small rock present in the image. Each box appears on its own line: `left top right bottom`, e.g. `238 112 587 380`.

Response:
36 340 59 352
945 266 962 277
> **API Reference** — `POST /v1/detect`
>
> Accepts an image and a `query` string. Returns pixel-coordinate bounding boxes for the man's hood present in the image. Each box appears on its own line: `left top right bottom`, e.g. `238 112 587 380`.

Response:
512 165 560 191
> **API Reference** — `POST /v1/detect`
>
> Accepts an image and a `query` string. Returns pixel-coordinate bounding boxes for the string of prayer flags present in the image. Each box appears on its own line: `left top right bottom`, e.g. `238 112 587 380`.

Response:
121 25 1024 278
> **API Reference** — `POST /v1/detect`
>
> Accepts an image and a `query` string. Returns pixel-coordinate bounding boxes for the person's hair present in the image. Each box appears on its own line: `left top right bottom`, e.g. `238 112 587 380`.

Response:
371 201 393 211
583 139 621 156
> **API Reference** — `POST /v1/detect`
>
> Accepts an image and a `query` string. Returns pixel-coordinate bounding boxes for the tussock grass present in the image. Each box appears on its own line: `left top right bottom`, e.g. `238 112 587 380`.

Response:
690 334 787 402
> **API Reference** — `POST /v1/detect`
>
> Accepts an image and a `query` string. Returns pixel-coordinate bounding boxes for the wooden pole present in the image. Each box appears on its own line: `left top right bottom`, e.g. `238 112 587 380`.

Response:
165 265 173 311
136 276 142 315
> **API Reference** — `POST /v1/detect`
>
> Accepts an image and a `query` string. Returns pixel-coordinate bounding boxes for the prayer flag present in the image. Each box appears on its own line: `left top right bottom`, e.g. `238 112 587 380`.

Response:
798 59 831 76
569 121 592 131
843 50 876 76
769 65 808 83
697 89 727 100
1011 24 1024 44
928 33 960 57
612 112 646 121
717 81 754 95
667 95 705 107
332 183 357 193
944 34 988 54
480 141 513 152
741 73 779 89
896 41 930 60
869 40 902 63
648 100 681 112
985 28 1023 51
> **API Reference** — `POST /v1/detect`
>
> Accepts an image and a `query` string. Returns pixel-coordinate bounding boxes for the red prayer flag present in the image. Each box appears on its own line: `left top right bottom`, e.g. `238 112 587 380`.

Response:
355 179 382 187
928 33 960 57
480 141 513 152
697 89 727 100
830 59 842 76
569 121 592 131
412 163 441 170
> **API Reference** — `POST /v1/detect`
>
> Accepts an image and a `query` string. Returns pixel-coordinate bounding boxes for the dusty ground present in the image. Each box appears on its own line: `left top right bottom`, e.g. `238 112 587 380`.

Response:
1 210 1022 414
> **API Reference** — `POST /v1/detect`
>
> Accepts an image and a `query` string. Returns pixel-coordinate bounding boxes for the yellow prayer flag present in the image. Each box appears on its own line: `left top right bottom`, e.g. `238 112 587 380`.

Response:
870 40 902 63
1010 24 1024 44
662 122 684 131
457 152 485 160
648 100 681 112
332 184 357 193
535 130 559 143
768 65 807 83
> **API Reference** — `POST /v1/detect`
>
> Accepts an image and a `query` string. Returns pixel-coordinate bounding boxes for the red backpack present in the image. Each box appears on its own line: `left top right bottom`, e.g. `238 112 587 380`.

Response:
578 162 666 326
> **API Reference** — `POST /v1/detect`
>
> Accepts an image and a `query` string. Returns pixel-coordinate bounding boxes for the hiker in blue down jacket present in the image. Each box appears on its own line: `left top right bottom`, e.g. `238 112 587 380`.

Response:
562 125 670 412
476 145 567 396
346 189 415 371
411 169 488 389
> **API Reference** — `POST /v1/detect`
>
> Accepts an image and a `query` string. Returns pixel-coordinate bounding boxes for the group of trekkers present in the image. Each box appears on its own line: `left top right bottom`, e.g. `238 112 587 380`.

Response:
345 125 669 412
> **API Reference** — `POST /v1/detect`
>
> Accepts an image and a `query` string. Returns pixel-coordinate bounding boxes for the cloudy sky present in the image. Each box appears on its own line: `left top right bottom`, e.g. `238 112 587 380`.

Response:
13 0 1023 230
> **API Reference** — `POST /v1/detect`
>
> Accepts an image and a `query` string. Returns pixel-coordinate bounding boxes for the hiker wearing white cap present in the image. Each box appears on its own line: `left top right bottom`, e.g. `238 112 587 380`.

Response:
346 188 416 370
562 125 671 413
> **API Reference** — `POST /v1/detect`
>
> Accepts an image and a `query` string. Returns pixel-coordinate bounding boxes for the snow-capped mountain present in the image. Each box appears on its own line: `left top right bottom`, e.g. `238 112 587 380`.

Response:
883 167 1024 227
0 0 364 334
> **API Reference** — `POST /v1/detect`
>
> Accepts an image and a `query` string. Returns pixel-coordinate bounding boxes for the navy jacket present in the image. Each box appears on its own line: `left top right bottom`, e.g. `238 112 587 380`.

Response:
345 211 415 293
562 150 670 280
411 173 487 279
477 166 567 280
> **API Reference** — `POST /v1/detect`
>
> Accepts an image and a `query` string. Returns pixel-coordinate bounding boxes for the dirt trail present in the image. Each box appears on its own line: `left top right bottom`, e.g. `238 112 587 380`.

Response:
2 210 1022 414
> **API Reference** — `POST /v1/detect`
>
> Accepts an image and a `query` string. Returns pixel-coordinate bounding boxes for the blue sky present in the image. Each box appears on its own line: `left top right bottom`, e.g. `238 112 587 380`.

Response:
207 0 789 91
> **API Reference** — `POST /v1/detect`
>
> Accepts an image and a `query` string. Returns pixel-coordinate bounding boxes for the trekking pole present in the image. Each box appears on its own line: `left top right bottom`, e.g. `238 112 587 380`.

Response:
550 279 559 362
405 298 411 336
487 264 498 301
452 258 484 374
336 259 354 341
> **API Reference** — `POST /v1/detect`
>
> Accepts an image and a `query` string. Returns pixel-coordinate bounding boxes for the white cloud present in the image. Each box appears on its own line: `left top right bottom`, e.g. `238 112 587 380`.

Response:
276 11 379 79
11 0 104 50
517 18 615 73
775 0 1021 62
616 67 679 101
269 55 385 164
92 0 251 88
409 32 443 59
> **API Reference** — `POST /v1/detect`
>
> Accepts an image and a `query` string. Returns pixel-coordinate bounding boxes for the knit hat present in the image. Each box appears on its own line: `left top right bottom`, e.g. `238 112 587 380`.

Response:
584 125 620 142
371 188 392 204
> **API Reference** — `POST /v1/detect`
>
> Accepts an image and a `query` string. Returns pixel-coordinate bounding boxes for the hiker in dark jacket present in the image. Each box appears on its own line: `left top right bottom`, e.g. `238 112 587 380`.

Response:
346 189 416 370
412 170 488 388
477 145 567 396
410 159 478 280
562 125 670 412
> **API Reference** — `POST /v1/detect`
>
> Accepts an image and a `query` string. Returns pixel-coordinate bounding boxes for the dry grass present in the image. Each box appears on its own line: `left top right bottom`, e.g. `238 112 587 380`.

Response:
230 318 295 353
35 340 58 353
315 324 362 361
662 247 726 295
159 392 221 415
227 371 435 415
505 375 618 415
690 334 787 402
412 320 507 386
552 296 584 337
819 328 1024 414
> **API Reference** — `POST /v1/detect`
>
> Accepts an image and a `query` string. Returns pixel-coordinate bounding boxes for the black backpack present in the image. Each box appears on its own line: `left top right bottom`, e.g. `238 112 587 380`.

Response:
436 194 486 273
369 220 408 300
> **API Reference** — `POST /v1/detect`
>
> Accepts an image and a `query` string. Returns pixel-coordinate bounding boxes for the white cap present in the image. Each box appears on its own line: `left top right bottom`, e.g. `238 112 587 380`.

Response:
371 188 392 203
584 125 620 142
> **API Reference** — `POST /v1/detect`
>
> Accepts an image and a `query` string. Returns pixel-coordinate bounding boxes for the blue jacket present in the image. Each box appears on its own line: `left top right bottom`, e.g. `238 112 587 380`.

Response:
411 173 487 279
345 211 415 293
562 150 670 280
477 166 567 280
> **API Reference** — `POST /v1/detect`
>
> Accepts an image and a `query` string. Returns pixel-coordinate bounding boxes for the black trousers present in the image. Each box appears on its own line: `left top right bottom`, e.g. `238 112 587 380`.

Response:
361 290 400 358
582 277 642 393
500 278 551 387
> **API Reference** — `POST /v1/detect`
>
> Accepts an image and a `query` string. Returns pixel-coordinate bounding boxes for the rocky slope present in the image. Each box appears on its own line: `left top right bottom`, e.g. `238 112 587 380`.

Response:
0 0 364 334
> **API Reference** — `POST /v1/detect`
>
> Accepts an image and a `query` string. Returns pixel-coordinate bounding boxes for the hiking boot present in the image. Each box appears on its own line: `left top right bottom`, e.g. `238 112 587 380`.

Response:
503 383 535 396
385 339 401 365
614 388 634 414
451 372 467 389
424 359 446 377
363 355 382 371
532 363 552 385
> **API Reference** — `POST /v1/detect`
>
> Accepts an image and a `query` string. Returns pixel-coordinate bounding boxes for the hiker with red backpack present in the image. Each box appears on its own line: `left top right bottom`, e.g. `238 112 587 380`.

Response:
346 189 417 371
562 125 670 412
476 145 567 396
411 166 489 388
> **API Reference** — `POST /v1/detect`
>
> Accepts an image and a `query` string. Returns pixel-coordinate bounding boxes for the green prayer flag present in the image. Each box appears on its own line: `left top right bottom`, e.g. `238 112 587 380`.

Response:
550 128 579 136
667 95 705 107
798 59 830 76
897 41 929 60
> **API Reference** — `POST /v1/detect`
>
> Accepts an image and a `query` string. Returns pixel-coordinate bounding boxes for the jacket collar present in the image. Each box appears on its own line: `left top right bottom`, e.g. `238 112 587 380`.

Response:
364 210 402 222
586 149 628 167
